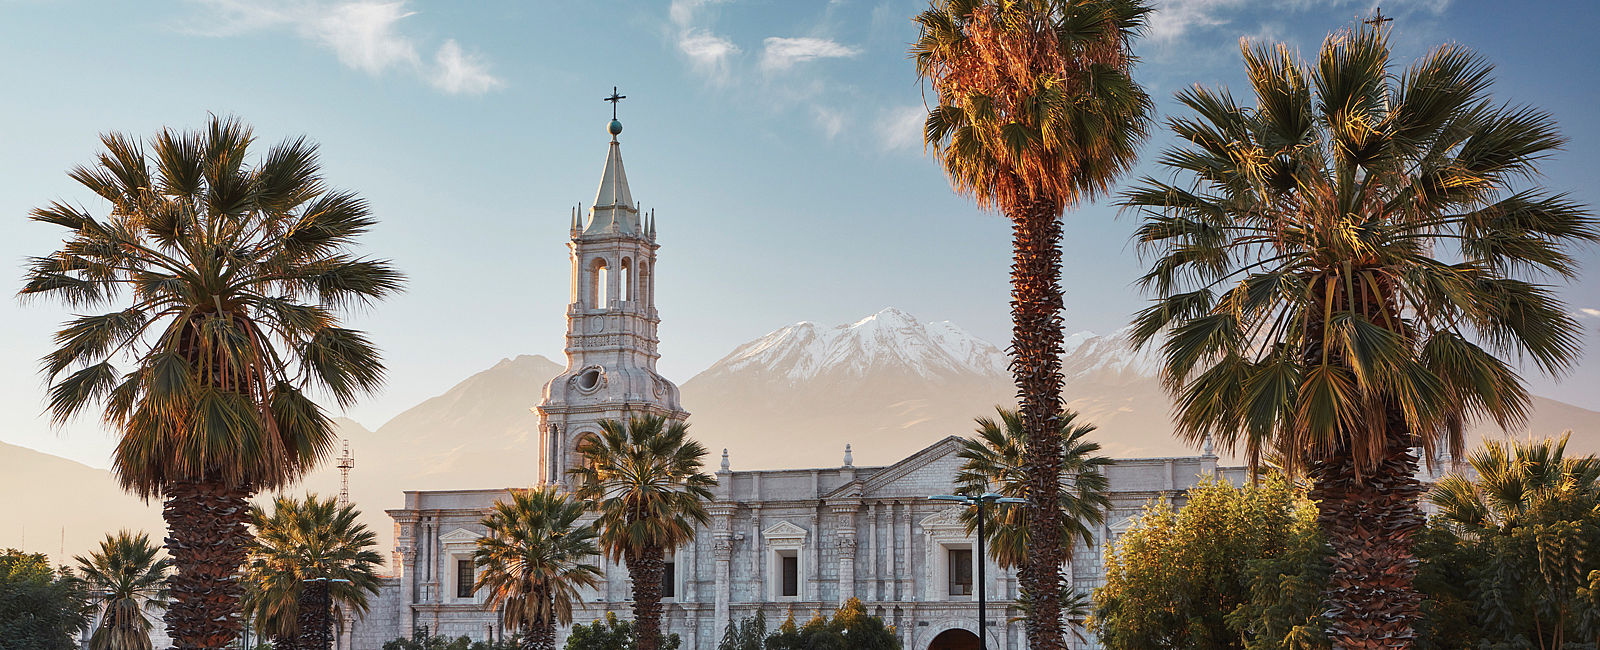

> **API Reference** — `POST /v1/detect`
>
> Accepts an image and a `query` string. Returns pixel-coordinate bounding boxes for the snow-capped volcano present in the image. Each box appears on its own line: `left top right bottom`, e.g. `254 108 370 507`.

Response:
679 308 1175 470
704 307 1008 382
700 307 1160 387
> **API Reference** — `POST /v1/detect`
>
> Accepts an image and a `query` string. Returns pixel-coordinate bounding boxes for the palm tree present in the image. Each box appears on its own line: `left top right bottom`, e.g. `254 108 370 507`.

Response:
1431 433 1600 535
21 115 402 648
568 415 716 650
953 407 1111 571
243 494 384 650
1430 433 1600 648
475 487 603 650
1122 21 1596 648
911 2 1152 647
75 531 172 650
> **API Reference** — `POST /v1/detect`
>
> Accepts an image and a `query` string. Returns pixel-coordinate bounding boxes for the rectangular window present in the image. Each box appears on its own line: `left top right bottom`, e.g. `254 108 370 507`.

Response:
948 548 973 596
457 559 475 598
662 560 676 598
780 553 799 597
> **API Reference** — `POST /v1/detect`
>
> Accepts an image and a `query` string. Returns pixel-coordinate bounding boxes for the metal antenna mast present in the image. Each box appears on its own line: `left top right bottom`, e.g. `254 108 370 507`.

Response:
337 440 355 505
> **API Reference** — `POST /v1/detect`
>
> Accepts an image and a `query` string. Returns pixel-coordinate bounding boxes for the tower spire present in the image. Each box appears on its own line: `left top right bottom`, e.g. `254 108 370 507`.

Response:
581 87 640 236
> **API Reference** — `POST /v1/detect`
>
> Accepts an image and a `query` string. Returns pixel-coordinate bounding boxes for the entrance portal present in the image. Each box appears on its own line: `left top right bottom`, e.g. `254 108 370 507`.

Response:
928 628 981 650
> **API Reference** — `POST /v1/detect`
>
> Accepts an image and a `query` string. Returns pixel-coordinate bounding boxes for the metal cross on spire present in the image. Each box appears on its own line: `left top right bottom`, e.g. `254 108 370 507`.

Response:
604 86 627 119
1364 6 1394 30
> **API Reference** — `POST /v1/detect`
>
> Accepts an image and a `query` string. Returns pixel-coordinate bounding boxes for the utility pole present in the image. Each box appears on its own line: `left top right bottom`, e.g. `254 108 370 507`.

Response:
337 440 355 506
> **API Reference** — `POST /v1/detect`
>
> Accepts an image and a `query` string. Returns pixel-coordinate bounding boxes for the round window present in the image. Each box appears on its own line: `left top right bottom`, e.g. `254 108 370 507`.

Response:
576 368 603 391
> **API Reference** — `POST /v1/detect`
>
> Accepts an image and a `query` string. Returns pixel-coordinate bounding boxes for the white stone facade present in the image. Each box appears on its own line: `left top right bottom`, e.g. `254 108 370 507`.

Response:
344 122 1246 650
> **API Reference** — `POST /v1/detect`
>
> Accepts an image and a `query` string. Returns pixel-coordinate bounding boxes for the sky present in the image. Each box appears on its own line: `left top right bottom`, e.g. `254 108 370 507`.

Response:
2 0 1598 469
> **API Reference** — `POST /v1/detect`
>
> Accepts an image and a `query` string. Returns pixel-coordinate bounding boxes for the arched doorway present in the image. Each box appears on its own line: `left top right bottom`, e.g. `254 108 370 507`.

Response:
928 628 981 650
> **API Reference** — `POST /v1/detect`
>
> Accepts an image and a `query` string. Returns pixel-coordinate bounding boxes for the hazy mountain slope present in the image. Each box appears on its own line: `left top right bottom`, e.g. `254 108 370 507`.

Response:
9 310 1600 567
679 308 1183 469
294 354 565 558
0 440 163 564
680 309 1600 469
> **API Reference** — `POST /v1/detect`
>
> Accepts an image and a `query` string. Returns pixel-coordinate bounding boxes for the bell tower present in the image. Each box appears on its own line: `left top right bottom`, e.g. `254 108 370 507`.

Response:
536 97 686 487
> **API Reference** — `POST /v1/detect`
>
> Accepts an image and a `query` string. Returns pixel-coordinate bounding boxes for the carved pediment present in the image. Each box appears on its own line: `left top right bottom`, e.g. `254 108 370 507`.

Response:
762 520 808 542
919 507 967 533
439 528 483 547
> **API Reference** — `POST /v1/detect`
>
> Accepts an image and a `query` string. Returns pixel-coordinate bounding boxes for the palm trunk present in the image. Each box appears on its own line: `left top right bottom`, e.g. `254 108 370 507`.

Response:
626 546 666 650
1306 405 1424 650
524 621 556 650
1010 194 1068 650
163 478 252 650
297 578 333 650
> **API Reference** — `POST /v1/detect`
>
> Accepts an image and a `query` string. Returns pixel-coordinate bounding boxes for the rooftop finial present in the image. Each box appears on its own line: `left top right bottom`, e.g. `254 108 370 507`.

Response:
604 86 627 140
721 448 731 472
843 444 853 467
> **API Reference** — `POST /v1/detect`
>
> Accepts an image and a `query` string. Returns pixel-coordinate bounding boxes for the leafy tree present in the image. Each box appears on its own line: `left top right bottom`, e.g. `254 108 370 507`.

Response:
718 611 767 650
1091 476 1324 650
1122 17 1597 648
954 407 1111 570
75 530 171 650
569 416 715 650
763 600 900 650
243 494 384 650
1428 434 1600 648
910 1 1154 647
828 598 901 650
563 612 680 650
0 549 91 650
1409 520 1483 649
475 487 603 650
20 115 403 648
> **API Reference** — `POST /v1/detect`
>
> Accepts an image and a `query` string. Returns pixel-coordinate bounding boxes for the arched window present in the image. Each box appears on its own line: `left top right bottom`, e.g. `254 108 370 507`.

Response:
621 257 633 302
589 257 608 307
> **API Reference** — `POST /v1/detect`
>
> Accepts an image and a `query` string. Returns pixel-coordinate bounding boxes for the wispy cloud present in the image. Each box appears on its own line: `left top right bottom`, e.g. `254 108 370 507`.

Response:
191 0 502 95
670 0 740 83
679 30 741 81
431 39 502 95
760 37 862 72
1576 308 1600 319
880 105 927 152
814 106 846 140
1146 0 1452 45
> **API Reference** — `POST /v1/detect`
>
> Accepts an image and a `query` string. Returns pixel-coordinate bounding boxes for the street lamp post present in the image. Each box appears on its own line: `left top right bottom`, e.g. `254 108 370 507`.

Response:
931 493 1025 650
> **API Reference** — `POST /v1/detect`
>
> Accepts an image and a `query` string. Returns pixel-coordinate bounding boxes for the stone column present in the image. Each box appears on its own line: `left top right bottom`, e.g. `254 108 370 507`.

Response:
751 505 765 602
830 502 858 602
898 503 913 601
397 546 415 639
809 512 822 600
685 538 698 601
867 502 880 601
710 503 736 641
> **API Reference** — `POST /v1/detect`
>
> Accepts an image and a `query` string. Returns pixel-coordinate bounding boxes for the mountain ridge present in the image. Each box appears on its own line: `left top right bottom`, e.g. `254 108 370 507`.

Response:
6 309 1599 566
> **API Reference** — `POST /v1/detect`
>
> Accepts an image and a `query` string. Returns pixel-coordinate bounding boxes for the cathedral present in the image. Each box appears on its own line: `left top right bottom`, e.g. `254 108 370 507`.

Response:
343 113 1245 650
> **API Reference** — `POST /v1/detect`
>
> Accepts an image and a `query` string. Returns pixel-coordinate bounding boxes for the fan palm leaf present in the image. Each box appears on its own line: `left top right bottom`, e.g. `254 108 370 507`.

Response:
21 115 401 648
1123 21 1596 648
953 407 1112 570
75 531 171 650
243 494 383 650
569 415 715 650
475 487 603 650
913 3 1152 646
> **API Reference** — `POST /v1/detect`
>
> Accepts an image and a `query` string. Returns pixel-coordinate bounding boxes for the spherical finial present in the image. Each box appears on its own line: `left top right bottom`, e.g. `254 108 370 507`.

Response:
608 119 623 137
